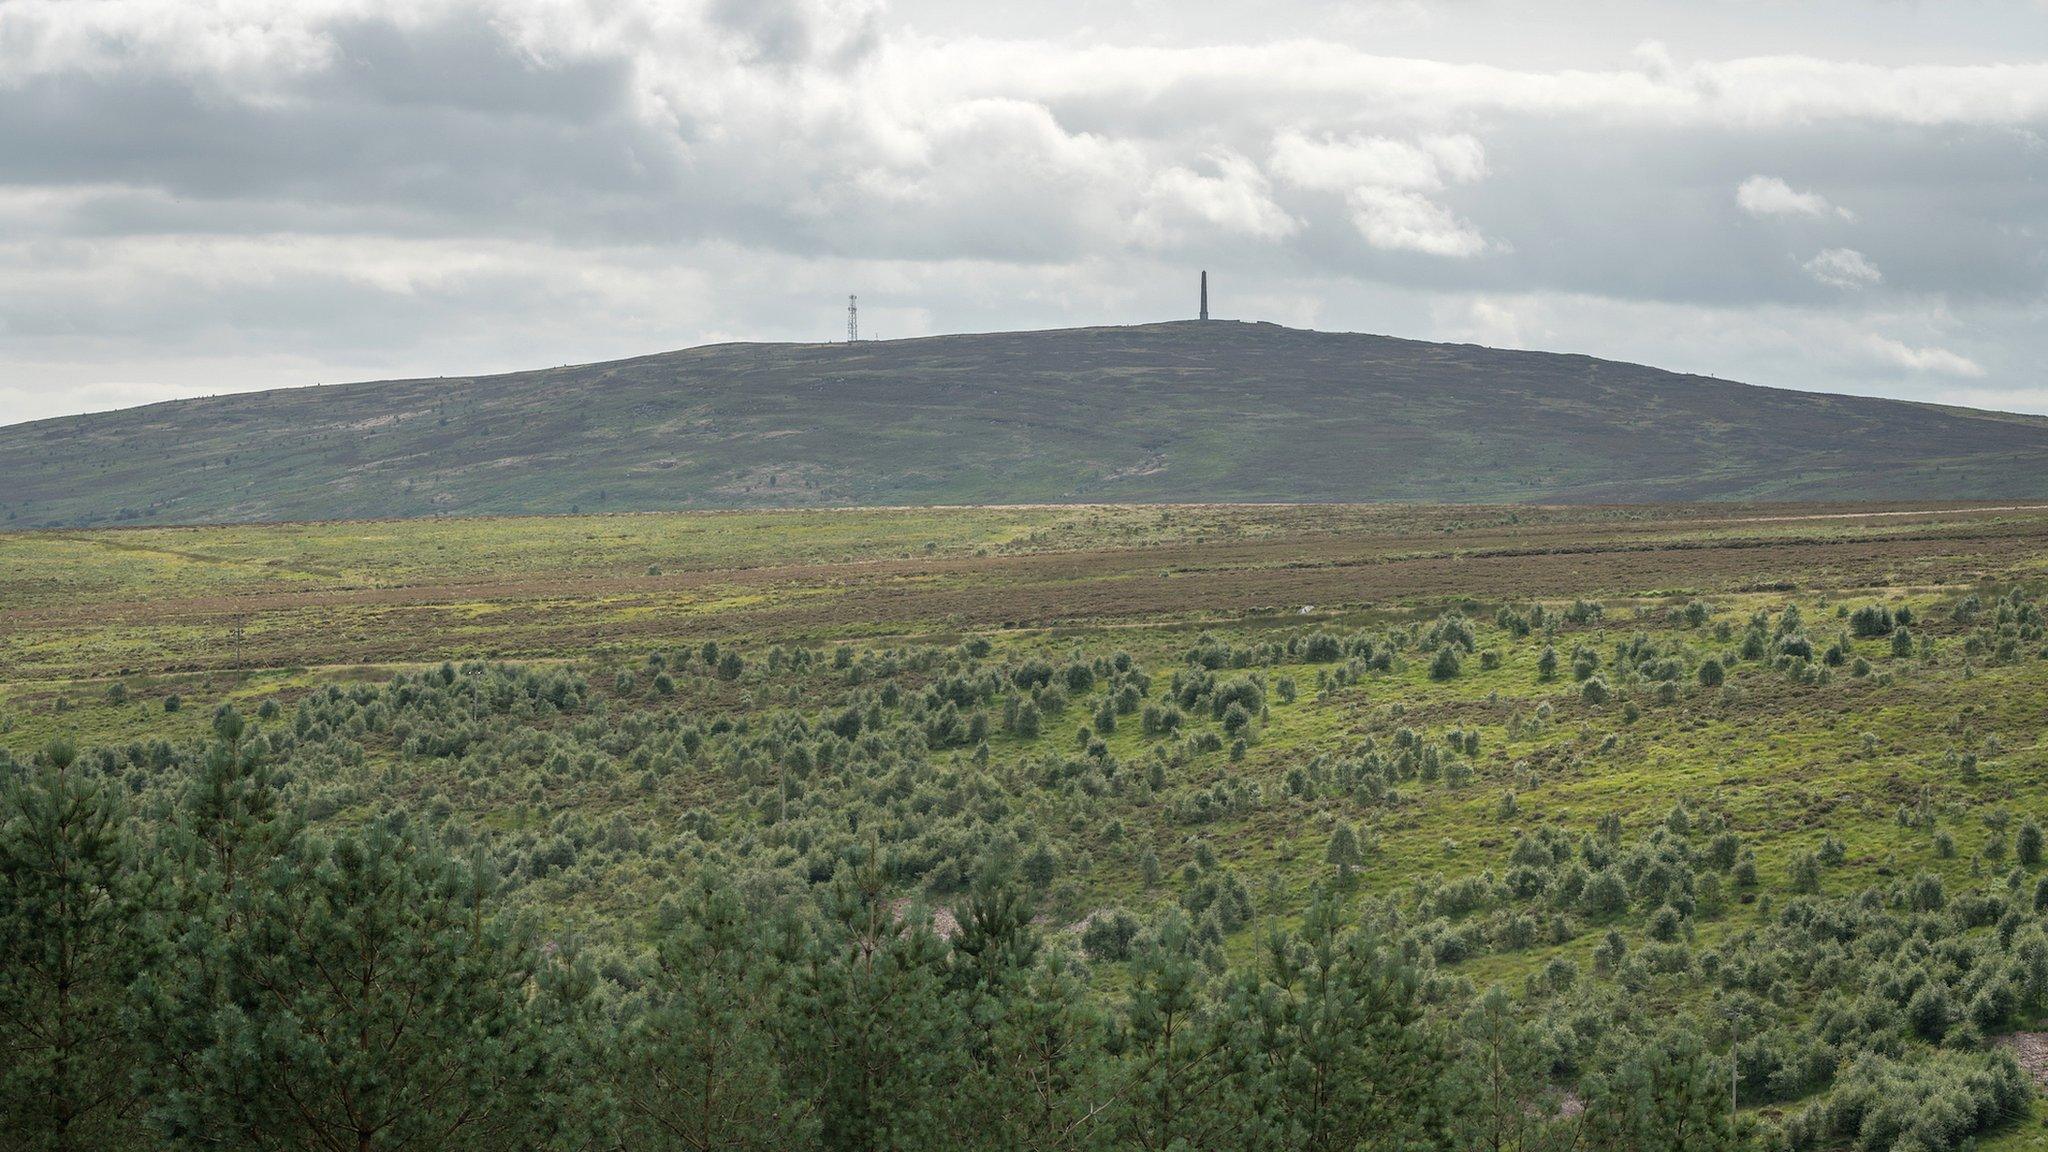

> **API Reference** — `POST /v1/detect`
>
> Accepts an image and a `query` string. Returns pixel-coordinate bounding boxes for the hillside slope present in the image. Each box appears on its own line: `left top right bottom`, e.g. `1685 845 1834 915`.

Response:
6 321 2048 526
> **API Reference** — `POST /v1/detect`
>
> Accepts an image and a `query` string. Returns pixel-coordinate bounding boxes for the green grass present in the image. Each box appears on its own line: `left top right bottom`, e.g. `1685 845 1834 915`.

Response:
8 500 2044 682
10 501 2048 1141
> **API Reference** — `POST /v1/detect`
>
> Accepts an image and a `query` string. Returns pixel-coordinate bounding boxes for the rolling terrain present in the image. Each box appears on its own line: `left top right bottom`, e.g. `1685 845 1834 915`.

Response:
11 501 2048 1148
7 322 2048 527
5 500 2046 681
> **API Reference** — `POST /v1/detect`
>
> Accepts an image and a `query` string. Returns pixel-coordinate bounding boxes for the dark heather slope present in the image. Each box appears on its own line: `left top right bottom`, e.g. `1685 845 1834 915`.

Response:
6 321 2048 527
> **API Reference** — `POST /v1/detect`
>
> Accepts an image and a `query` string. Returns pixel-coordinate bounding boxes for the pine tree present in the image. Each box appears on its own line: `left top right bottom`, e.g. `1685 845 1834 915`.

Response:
528 941 617 1152
1580 1029 1751 1152
131 711 302 1141
1449 986 1563 1152
787 856 966 1152
1105 911 1243 1150
615 871 814 1151
0 741 150 1152
1325 824 1362 888
163 706 301 907
947 876 1112 1151
1237 892 1458 1152
150 825 564 1150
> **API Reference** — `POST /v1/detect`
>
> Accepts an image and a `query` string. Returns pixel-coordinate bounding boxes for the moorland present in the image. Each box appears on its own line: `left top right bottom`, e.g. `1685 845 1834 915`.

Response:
10 323 2048 528
8 501 2048 1149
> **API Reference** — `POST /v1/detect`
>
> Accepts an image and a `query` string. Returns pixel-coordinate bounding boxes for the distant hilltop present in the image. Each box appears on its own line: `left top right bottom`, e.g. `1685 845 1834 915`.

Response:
6 321 2048 527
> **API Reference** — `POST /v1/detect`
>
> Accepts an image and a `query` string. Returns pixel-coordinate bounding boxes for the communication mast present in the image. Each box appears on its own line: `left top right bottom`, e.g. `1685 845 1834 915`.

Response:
847 295 859 342
1200 271 1209 321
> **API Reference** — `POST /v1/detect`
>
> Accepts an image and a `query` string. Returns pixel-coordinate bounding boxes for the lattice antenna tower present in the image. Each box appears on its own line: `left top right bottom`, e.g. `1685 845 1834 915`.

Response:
847 295 859 342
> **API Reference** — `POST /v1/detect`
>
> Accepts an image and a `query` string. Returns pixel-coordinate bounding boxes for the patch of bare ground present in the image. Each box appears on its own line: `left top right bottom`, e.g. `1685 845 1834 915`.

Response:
1057 909 1114 937
1997 1032 2048 1091
887 898 962 941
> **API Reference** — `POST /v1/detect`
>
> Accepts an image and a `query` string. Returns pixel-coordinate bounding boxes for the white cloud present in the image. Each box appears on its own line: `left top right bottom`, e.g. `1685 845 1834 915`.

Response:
1269 132 1485 192
1269 133 1492 256
1864 336 1984 377
1805 247 1883 289
16 5 2048 137
1344 188 1490 258
1431 296 1539 348
1402 289 2023 409
1737 176 1850 219
926 40 2048 131
1934 386 2048 414
1131 152 1299 246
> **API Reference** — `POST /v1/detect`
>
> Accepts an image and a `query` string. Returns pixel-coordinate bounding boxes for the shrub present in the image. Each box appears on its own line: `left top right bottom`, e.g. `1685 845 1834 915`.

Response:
1081 909 1141 962
1790 852 1822 894
2019 820 2044 868
1300 632 1342 662
1021 844 1057 888
1647 905 1683 942
1786 1050 2026 1152
1211 677 1264 719
1581 869 1629 917
1326 823 1361 870
1429 646 1461 681
1707 832 1741 871
1849 603 1896 638
1907 981 1951 1041
1909 871 1947 912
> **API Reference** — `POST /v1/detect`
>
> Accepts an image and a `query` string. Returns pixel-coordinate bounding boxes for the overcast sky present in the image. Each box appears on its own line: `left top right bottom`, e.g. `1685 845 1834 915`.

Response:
1 0 2045 424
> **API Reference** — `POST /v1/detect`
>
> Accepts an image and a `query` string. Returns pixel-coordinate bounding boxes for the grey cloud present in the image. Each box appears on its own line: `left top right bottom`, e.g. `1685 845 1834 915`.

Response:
0 0 2044 424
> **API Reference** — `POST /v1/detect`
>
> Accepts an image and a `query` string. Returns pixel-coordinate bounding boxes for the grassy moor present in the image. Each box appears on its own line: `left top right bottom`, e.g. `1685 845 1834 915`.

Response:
10 324 2048 528
10 501 2048 1149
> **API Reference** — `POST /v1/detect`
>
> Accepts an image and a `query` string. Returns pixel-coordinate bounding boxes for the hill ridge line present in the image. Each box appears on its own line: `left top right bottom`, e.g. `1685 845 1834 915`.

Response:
5 323 2045 526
